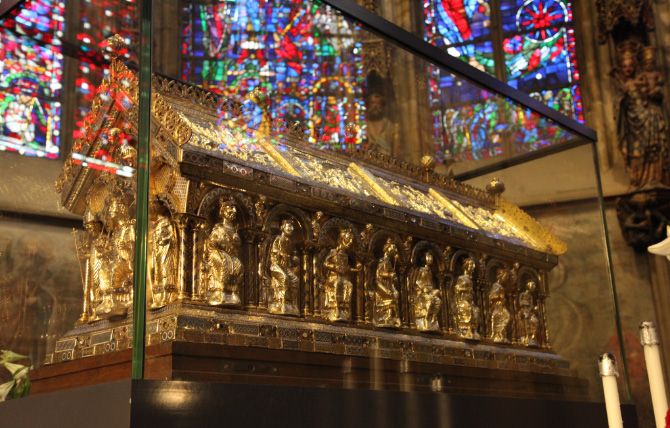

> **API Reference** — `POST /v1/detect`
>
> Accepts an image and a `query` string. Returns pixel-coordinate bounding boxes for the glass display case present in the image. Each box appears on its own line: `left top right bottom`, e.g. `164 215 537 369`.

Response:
0 0 639 426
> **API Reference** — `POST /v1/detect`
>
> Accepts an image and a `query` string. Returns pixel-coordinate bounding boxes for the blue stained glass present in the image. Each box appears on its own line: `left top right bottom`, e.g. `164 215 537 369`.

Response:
505 30 573 92
500 0 583 123
182 1 362 148
441 41 495 75
425 0 583 163
0 1 64 159
428 0 492 46
501 0 570 35
439 98 503 161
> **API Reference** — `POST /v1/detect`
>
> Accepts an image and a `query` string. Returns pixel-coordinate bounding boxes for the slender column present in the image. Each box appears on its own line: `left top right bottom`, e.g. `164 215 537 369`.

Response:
539 295 550 348
76 257 91 325
241 230 265 309
398 263 410 328
440 273 450 334
190 217 207 302
302 244 316 316
174 214 193 301
313 248 322 317
354 253 369 323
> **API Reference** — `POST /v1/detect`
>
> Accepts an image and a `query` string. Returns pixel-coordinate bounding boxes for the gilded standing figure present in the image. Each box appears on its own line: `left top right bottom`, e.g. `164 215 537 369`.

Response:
74 210 103 324
488 269 511 343
268 219 300 315
373 238 401 328
150 214 178 309
517 280 540 346
201 198 243 306
451 258 480 340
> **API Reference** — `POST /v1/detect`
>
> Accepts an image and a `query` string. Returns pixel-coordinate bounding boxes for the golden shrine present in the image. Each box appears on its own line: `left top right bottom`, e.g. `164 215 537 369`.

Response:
38 36 584 398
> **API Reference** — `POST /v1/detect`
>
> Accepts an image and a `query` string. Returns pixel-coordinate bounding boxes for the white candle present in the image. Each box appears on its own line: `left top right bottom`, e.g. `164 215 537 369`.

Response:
640 321 669 428
599 353 624 428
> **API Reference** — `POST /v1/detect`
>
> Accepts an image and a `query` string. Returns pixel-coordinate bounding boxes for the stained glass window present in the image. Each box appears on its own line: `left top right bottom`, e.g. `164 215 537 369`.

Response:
181 1 364 150
0 0 65 158
73 0 137 139
425 0 583 162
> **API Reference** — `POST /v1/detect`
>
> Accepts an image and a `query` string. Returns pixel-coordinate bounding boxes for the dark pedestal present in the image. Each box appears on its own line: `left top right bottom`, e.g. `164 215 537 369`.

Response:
31 340 588 400
1 379 638 428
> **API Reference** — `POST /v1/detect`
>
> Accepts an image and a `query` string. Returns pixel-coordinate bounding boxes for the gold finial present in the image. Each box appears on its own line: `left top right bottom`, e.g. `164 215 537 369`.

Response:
102 34 128 60
486 178 505 196
420 154 436 184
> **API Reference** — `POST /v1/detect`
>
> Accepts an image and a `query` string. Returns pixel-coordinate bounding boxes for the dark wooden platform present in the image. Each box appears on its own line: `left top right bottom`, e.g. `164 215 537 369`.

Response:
31 340 589 400
3 379 639 428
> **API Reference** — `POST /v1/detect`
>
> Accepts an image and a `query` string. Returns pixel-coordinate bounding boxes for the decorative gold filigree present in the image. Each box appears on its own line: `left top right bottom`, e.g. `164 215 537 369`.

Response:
496 197 567 255
347 163 398 206
428 189 481 230
152 95 193 146
260 140 302 177
285 148 372 197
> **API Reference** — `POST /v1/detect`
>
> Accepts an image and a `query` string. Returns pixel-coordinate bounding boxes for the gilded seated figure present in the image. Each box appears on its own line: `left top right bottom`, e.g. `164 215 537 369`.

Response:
96 193 135 318
412 252 442 332
373 238 401 328
202 198 243 306
322 228 362 322
268 219 300 315
517 280 540 346
488 269 511 343
451 258 480 340
150 214 178 309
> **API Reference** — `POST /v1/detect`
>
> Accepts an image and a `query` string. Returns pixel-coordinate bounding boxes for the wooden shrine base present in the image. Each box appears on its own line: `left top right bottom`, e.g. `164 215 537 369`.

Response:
30 340 589 400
